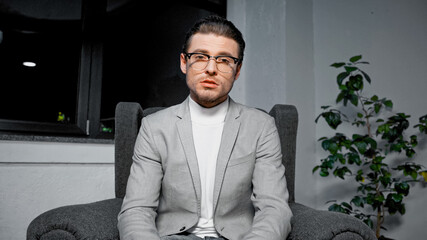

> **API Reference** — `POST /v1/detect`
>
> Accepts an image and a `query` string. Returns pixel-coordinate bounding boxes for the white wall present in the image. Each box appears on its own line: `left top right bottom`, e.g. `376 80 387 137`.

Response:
229 0 427 239
0 141 115 240
228 0 318 209
229 0 287 111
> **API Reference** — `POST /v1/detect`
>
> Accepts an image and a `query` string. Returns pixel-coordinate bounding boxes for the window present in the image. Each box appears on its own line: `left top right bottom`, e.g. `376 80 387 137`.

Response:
0 0 226 140
0 0 87 136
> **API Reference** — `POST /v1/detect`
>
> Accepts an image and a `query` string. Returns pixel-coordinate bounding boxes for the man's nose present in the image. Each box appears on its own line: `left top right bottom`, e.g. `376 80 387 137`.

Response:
204 58 218 75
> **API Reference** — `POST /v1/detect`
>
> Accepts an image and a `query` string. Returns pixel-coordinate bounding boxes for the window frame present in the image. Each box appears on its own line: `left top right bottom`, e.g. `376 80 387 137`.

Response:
0 0 107 139
0 0 226 141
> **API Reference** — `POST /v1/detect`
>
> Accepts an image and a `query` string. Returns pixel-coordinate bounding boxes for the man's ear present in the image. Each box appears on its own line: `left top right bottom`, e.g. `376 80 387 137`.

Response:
180 53 187 74
234 63 242 80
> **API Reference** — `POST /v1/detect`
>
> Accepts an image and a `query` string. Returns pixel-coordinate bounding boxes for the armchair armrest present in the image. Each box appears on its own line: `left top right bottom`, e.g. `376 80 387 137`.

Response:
27 198 122 240
288 203 377 240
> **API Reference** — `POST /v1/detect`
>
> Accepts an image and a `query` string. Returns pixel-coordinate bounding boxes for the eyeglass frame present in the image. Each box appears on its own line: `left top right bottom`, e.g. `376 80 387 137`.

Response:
183 52 242 73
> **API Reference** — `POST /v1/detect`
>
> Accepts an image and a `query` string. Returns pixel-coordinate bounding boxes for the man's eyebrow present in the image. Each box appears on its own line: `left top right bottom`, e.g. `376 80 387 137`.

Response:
191 49 209 54
191 49 236 57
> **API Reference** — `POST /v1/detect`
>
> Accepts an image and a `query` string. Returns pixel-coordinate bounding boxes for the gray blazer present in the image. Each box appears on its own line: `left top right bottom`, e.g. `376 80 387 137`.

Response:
118 98 292 240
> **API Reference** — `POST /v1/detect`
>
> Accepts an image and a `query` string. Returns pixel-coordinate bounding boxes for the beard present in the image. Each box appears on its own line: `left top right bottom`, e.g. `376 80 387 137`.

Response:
189 87 230 108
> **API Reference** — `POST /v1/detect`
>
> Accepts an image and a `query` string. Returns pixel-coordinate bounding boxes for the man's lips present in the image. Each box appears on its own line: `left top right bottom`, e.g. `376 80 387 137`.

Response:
200 79 218 88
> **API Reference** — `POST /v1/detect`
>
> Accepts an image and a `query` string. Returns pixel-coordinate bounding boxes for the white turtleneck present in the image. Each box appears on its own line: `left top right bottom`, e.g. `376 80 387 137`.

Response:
188 97 229 238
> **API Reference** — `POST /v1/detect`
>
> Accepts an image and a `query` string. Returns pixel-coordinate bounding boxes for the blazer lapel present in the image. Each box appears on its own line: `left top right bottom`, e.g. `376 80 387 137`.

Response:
212 99 241 210
175 98 202 205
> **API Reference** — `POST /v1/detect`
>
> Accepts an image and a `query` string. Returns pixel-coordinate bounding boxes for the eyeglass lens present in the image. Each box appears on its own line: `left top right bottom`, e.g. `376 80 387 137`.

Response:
188 54 235 73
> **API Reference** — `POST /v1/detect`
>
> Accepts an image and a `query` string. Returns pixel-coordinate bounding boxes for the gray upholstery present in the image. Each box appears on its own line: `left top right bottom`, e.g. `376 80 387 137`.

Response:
269 105 297 203
115 102 143 199
27 198 122 240
27 102 377 240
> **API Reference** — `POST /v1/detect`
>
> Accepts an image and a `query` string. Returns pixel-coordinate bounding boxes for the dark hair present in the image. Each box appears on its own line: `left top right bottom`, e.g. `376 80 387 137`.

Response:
182 15 245 62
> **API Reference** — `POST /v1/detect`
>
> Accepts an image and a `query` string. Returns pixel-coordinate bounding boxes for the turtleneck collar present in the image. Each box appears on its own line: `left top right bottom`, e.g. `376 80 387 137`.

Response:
189 97 229 125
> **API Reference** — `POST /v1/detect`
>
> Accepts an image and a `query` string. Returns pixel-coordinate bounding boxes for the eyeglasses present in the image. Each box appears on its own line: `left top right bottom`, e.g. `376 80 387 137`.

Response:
184 52 241 73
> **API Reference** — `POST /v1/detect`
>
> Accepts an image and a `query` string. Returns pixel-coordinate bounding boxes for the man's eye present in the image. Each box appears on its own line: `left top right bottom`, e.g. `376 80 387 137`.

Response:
194 54 207 60
217 57 231 64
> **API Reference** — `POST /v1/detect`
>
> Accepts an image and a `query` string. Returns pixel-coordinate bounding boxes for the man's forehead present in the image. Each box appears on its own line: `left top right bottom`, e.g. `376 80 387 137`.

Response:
187 33 239 56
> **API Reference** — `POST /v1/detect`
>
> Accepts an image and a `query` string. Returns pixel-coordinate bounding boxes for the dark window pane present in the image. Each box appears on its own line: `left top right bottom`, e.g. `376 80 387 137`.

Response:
0 0 82 126
0 28 81 124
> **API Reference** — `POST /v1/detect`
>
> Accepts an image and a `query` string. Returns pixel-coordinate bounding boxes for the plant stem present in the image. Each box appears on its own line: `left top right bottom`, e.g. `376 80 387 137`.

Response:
358 93 373 138
359 91 383 237
375 183 382 238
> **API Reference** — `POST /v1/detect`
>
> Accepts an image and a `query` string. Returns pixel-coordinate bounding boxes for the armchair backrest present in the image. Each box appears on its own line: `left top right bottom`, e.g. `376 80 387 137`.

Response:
269 104 298 202
114 102 298 202
114 102 143 199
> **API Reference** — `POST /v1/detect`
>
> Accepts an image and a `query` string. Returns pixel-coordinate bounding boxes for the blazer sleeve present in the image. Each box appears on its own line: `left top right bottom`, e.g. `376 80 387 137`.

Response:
118 117 163 240
244 117 293 240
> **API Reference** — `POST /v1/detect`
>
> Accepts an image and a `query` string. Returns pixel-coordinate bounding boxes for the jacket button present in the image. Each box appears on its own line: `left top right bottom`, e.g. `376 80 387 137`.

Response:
180 226 186 231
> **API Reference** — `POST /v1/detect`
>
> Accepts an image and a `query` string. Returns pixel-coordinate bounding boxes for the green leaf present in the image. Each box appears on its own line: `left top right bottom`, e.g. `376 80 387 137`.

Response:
328 142 339 154
328 202 352 214
320 168 330 177
405 148 416 158
352 134 364 140
349 74 364 91
312 165 320 174
394 163 423 180
364 218 374 229
322 111 342 129
331 62 346 68
321 139 331 151
350 55 362 63
391 143 403 152
337 72 350 85
350 93 359 106
355 141 368 154
341 202 353 210
379 174 392 188
347 152 361 165
414 114 427 134
333 166 351 179
384 100 393 108
391 193 403 202
314 113 322 124
363 100 374 105
385 193 406 216
336 92 345 104
395 182 410 196
374 103 382 114
328 203 344 213
361 70 372 84
344 66 358 73
370 163 381 172
399 204 406 215
321 105 331 110
409 135 418 148
374 194 385 203
351 196 365 207
355 170 364 183
366 137 377 150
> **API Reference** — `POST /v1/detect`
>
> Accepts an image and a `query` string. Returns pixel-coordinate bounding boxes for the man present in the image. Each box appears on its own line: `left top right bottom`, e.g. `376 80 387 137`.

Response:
118 15 292 240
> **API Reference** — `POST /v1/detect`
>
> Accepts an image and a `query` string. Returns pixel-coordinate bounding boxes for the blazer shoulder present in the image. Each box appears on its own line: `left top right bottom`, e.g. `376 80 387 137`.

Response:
142 103 181 126
237 103 274 122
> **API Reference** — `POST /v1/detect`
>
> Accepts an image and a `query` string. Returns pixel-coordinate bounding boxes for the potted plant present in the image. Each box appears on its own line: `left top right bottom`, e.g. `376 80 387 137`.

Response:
314 55 427 239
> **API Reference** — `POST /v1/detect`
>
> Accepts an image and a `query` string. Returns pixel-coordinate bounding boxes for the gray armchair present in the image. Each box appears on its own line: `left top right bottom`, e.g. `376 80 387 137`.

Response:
27 102 376 240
